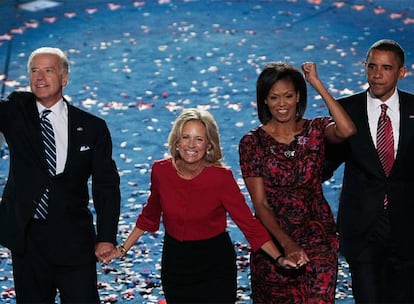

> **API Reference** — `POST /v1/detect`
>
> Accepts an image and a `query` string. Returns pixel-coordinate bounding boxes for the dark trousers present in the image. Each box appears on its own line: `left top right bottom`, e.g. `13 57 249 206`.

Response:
347 211 414 303
12 220 99 304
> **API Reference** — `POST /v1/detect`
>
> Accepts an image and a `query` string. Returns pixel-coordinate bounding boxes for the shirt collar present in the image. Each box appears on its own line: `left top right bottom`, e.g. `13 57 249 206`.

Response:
367 88 399 114
37 98 65 117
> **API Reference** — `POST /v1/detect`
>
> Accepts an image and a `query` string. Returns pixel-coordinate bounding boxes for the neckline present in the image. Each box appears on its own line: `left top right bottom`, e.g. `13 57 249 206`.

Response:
174 160 206 180
259 119 308 147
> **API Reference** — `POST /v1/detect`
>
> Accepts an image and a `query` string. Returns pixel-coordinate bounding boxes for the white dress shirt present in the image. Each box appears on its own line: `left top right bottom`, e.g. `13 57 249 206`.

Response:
37 99 68 174
367 89 399 158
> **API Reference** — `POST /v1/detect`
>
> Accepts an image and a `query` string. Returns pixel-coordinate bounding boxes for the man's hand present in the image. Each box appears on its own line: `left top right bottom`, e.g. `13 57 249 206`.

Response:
95 242 115 264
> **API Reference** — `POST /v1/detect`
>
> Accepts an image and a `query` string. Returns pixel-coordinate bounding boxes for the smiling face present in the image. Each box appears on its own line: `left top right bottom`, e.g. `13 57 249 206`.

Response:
177 120 210 165
366 49 406 102
29 53 68 107
266 79 299 123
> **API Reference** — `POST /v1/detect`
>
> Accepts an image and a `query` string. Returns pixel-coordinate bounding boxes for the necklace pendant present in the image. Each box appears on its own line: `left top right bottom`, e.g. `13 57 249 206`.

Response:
284 150 295 158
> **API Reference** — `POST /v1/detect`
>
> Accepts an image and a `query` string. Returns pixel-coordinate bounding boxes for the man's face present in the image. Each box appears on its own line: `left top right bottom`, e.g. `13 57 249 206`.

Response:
29 53 68 107
365 49 406 101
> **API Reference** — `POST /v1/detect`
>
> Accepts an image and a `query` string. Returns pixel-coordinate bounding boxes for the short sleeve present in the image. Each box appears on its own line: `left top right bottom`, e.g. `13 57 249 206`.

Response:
238 129 263 178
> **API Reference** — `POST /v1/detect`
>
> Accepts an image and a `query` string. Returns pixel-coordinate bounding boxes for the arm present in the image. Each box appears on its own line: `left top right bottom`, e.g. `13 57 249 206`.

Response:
106 226 146 262
92 120 121 261
244 176 309 265
261 240 305 268
302 62 356 143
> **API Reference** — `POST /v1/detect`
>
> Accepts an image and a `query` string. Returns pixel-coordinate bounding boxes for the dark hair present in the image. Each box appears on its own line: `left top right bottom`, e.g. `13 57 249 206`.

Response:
256 62 307 124
366 39 405 67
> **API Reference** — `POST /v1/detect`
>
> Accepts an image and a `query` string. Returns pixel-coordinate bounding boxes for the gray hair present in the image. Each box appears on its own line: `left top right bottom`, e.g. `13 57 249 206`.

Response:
27 47 69 74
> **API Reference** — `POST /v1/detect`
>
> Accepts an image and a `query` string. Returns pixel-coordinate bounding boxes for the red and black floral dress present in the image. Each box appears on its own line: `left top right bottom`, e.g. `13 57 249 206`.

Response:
239 117 339 304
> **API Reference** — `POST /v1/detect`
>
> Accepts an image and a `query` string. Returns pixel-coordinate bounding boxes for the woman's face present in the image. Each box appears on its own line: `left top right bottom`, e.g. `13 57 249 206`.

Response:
177 120 209 165
266 79 299 123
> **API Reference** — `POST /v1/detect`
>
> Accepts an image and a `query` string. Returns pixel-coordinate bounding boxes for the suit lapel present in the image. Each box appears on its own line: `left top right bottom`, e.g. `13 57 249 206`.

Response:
394 90 414 169
24 93 49 170
351 92 385 176
64 103 83 173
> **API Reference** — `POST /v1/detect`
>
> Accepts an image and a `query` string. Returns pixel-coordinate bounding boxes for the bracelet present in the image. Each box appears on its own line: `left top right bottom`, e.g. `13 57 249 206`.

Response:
274 255 283 266
118 244 127 257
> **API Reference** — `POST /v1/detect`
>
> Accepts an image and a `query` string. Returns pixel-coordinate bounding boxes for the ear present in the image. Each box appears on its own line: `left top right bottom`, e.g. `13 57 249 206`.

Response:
62 72 69 87
398 66 407 80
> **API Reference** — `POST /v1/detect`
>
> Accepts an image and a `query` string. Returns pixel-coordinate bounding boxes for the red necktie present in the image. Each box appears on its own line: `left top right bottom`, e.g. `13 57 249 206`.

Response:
376 104 394 207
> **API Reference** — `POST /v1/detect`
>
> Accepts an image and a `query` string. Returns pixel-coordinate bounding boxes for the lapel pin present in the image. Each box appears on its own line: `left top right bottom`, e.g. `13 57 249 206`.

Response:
76 127 83 131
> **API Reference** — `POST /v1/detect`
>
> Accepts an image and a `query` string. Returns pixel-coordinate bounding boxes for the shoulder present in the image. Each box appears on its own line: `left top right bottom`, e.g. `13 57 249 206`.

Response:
152 158 173 171
308 116 331 127
240 127 261 144
398 89 414 100
337 91 366 113
3 91 35 105
206 164 234 178
338 91 366 104
67 104 107 126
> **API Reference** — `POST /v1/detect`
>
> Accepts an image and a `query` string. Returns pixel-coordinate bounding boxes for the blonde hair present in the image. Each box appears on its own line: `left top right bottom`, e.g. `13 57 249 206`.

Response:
27 47 69 75
168 108 223 165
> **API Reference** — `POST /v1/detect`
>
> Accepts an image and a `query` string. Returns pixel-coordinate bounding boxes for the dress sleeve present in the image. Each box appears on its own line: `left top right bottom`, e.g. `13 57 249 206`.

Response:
239 129 263 178
315 116 334 130
135 162 162 232
220 168 271 251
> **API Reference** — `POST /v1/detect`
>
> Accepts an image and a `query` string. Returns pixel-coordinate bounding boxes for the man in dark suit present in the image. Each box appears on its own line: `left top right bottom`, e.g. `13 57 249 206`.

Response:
324 39 414 303
0 47 121 303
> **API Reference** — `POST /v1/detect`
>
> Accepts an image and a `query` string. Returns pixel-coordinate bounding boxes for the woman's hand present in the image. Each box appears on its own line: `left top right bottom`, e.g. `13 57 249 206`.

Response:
301 62 320 87
283 240 310 267
103 245 125 263
275 255 306 269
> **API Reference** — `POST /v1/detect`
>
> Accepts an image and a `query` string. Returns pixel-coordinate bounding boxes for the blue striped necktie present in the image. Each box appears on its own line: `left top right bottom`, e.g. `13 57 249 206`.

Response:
34 109 56 220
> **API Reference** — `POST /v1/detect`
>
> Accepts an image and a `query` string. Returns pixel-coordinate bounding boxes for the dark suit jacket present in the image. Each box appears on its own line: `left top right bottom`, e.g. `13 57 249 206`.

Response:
0 91 120 265
325 90 414 260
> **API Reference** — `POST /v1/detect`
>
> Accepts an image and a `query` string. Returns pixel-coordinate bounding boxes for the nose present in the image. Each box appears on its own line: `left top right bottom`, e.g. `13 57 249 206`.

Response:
33 70 46 80
279 97 287 105
188 138 197 147
373 67 382 79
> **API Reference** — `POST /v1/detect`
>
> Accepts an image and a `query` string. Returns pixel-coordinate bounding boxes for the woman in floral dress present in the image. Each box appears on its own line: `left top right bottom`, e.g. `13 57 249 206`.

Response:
239 62 356 303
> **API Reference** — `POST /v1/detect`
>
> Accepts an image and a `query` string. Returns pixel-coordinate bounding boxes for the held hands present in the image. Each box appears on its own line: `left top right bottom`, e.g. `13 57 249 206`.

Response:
105 245 126 263
282 240 310 268
95 242 127 264
95 242 116 264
